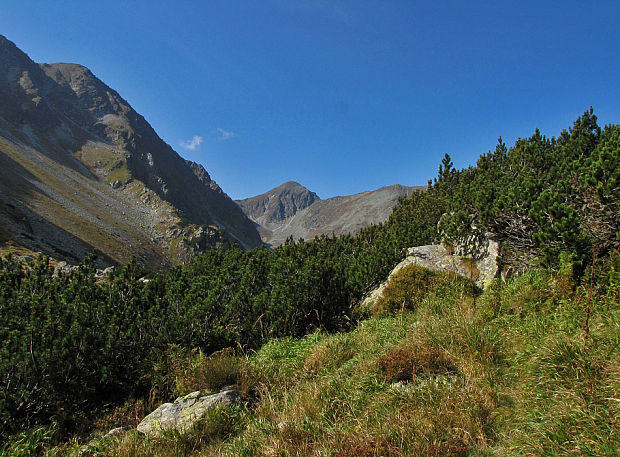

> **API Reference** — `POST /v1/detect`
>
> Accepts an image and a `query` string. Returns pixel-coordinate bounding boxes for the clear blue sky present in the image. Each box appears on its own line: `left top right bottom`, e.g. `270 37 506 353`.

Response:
2 1 619 200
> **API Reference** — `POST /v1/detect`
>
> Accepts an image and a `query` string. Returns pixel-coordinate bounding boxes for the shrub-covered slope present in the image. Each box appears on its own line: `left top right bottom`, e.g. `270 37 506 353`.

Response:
29 255 619 456
0 111 618 454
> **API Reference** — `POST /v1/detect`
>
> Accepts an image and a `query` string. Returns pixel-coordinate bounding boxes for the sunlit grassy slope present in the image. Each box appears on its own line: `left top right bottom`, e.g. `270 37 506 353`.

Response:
21 258 620 457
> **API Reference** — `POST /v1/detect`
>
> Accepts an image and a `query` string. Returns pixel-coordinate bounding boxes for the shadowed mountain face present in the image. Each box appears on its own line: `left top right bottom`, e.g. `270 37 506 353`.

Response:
236 181 320 227
237 182 423 247
0 35 261 267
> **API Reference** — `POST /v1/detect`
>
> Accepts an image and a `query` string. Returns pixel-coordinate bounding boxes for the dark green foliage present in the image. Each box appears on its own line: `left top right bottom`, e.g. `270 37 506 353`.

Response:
434 109 618 267
574 124 620 252
0 110 616 441
0 232 417 437
0 255 153 435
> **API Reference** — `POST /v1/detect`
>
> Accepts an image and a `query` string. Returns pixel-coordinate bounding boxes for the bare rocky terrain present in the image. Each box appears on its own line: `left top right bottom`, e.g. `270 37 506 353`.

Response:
237 182 424 246
0 35 261 267
236 181 320 228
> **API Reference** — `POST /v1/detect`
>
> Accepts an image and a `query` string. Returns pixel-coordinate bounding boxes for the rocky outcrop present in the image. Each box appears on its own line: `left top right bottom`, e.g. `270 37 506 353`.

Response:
362 239 499 310
405 241 499 288
136 388 240 437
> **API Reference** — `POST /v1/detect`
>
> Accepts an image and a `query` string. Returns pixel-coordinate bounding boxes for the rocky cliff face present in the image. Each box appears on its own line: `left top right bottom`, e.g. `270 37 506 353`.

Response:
237 182 422 246
0 35 261 267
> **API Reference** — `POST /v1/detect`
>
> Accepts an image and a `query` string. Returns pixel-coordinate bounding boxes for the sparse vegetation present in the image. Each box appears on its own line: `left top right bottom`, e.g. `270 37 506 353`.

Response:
76 144 131 185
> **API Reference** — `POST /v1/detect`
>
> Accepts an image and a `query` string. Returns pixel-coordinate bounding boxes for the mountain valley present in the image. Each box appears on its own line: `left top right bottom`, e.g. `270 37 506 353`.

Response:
0 34 420 266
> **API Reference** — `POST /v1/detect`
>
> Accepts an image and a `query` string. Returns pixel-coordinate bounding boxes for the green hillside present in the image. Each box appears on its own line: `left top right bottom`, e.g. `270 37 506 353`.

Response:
1 110 618 456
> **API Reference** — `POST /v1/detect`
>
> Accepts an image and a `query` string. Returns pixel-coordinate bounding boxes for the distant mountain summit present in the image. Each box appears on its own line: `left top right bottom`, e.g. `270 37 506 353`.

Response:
236 181 320 227
237 182 423 246
0 35 261 267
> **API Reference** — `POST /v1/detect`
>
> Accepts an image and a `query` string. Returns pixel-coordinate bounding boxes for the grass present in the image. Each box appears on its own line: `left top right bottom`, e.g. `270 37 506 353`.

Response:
148 346 245 401
75 143 133 185
106 163 131 185
0 426 56 457
40 256 620 456
479 263 620 456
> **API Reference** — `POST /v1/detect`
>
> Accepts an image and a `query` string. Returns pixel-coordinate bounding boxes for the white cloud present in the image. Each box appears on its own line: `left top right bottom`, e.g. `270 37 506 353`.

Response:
180 135 203 150
216 128 237 141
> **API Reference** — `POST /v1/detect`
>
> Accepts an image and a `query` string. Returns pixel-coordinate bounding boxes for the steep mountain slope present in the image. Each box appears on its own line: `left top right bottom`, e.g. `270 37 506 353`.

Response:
238 183 422 246
236 181 320 227
0 35 261 267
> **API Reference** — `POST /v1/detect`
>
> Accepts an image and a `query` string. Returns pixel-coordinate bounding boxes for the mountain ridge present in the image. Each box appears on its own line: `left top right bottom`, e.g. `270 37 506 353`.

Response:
236 181 320 228
237 181 424 246
0 35 262 267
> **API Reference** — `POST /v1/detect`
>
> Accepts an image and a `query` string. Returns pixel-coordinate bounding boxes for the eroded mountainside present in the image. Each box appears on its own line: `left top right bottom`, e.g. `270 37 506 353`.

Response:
237 182 423 246
0 35 261 267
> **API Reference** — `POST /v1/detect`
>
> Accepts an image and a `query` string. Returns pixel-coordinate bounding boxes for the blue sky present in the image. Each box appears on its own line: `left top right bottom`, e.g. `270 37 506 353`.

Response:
2 1 619 200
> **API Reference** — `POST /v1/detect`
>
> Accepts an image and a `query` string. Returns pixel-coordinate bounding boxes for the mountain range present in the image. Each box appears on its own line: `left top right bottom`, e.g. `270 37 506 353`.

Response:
237 181 422 247
0 35 420 266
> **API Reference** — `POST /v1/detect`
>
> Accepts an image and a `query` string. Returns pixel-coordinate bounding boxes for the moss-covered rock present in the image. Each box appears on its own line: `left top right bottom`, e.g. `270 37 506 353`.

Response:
136 388 239 437
361 240 499 313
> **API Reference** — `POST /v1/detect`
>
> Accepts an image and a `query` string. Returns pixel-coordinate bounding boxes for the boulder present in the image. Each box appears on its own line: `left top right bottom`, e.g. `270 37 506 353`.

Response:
52 261 79 277
136 388 239 437
361 239 499 311
405 239 499 289
94 266 115 279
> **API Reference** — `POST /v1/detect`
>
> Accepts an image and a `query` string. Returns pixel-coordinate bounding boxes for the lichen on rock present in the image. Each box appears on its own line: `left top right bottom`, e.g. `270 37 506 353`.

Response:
361 238 499 312
136 388 239 437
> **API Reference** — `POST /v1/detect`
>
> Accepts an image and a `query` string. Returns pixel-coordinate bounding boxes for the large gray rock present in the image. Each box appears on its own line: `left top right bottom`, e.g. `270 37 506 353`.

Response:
405 239 499 288
136 388 239 437
362 239 499 310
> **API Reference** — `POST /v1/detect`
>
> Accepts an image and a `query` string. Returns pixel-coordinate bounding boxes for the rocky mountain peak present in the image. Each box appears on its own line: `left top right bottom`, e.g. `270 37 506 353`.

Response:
41 62 132 120
236 181 320 227
0 35 41 87
237 183 423 247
